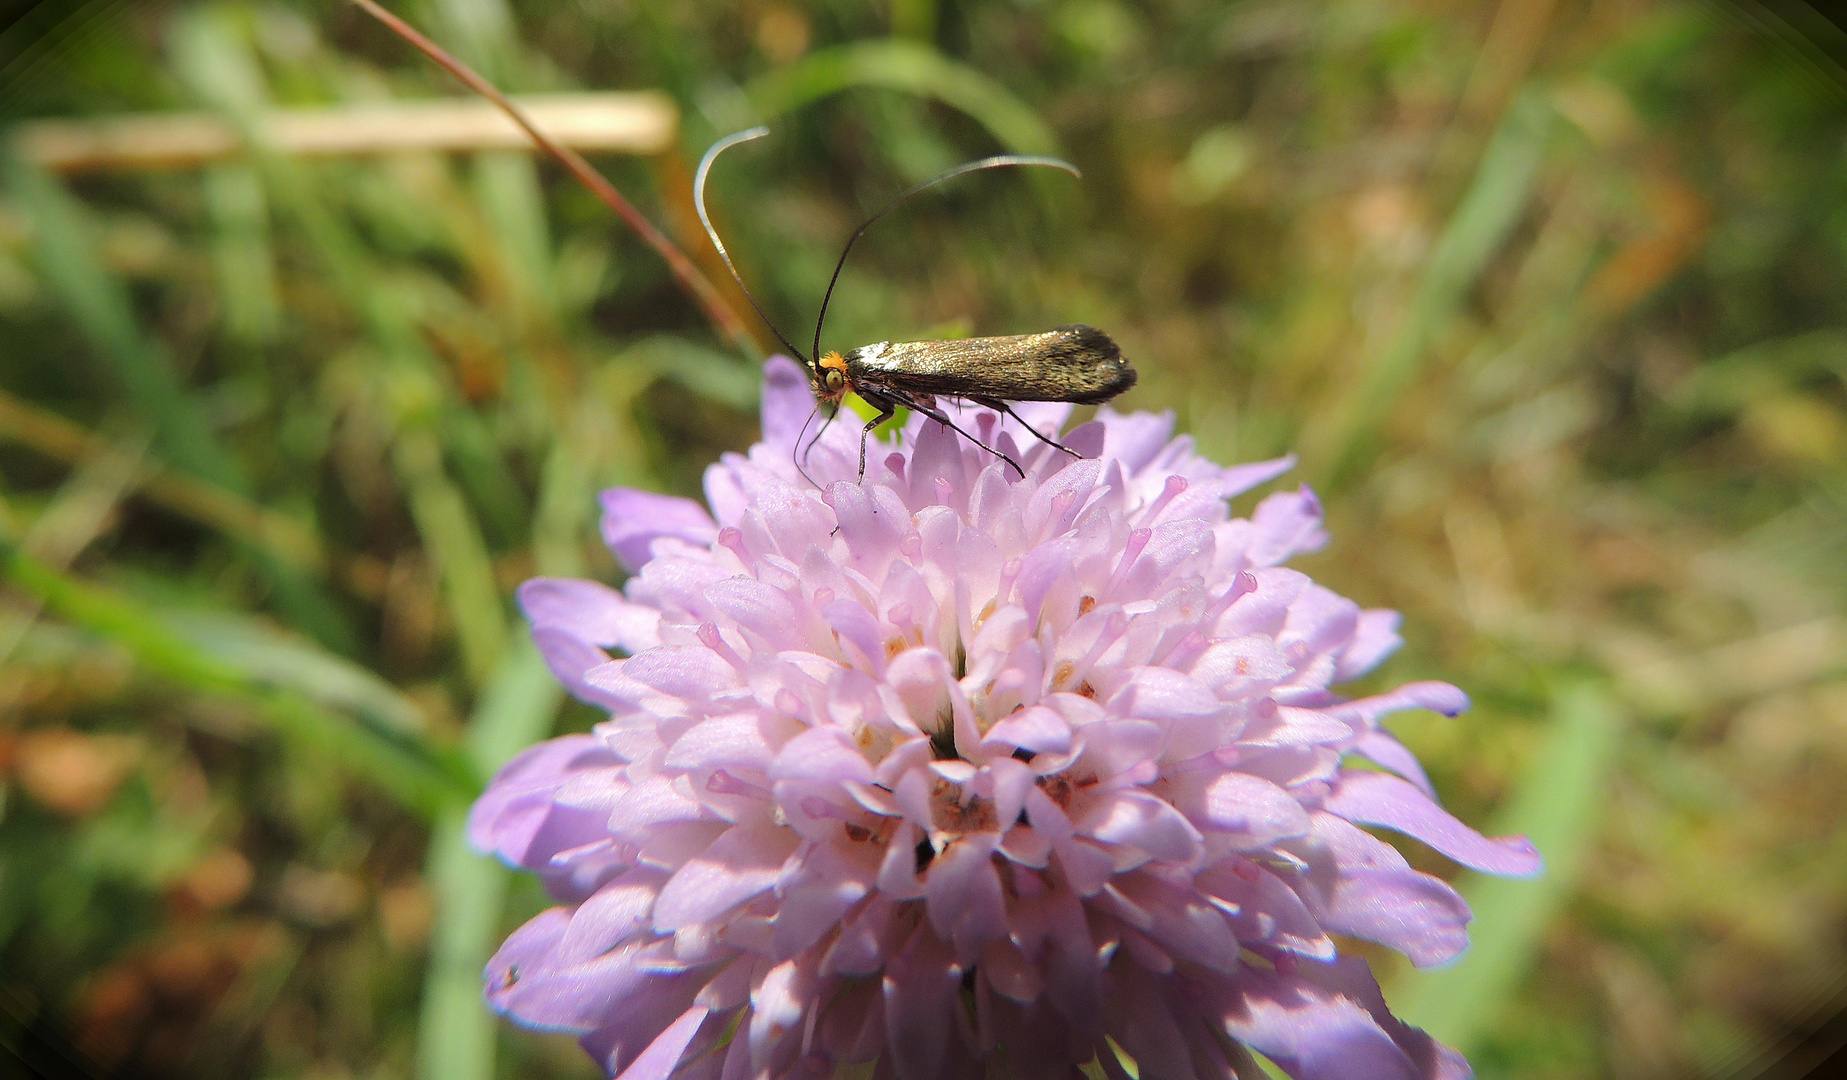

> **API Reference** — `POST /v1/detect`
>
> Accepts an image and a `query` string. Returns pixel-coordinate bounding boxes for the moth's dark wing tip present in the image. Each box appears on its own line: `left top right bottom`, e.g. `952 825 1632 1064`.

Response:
1053 323 1121 358
1055 324 1137 400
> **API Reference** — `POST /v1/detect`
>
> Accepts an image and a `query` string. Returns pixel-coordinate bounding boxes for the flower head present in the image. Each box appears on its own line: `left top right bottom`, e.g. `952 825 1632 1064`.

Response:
472 357 1541 1080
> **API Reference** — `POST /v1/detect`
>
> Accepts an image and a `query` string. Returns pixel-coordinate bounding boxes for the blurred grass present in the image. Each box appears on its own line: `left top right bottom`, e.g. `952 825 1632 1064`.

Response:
6 152 357 654
1309 83 1552 488
0 537 471 817
742 39 1063 156
0 1 1844 1079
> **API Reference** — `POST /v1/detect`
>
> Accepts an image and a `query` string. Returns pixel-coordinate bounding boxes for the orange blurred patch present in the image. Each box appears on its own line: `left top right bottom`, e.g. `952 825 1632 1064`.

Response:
277 864 366 927
422 321 507 404
377 877 436 951
1585 169 1709 316
756 4 811 64
73 923 285 1073
73 964 151 1067
170 847 256 917
14 728 140 817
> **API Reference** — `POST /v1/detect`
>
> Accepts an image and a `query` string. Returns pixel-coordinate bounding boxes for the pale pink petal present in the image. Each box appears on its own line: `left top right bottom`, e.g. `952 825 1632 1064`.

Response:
1104 965 1197 1080
654 826 801 930
1215 962 1429 1080
558 872 664 962
1199 772 1312 847
1105 667 1221 722
1094 407 1175 471
1293 814 1473 967
1325 682 1471 728
529 627 625 711
614 1006 710 1080
1218 453 1299 498
468 735 624 875
746 960 810 1069
487 922 693 1040
1351 731 1436 798
771 727 877 785
923 834 1007 963
1246 486 1329 566
1082 790 1204 864
774 845 873 959
882 923 963 1080
601 488 720 572
1324 771 1541 876
520 578 662 654
1196 861 1336 961
982 705 1072 755
622 645 744 700
758 355 817 451
1335 609 1403 680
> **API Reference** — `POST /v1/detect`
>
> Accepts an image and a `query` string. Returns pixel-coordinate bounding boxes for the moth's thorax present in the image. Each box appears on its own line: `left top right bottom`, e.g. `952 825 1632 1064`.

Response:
842 342 890 368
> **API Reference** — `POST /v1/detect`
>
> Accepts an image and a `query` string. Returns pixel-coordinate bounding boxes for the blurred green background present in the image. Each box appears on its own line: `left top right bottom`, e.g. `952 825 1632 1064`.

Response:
1 0 1844 1078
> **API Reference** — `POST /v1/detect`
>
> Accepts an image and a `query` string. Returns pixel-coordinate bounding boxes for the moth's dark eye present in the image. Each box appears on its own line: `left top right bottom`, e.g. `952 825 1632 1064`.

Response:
825 370 846 393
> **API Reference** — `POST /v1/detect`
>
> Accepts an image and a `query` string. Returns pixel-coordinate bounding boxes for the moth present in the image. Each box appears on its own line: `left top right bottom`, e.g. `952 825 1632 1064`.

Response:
695 128 1138 482
353 0 1136 484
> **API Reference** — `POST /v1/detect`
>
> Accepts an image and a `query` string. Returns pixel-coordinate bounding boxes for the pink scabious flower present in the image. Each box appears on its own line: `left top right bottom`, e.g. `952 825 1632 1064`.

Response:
471 356 1541 1080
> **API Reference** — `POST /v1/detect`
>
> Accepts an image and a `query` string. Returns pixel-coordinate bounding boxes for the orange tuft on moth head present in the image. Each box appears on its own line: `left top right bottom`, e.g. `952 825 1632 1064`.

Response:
814 351 850 403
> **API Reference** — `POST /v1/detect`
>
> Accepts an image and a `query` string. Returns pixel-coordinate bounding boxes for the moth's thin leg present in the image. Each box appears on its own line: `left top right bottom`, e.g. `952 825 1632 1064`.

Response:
856 397 898 482
977 397 1082 459
911 400 1024 479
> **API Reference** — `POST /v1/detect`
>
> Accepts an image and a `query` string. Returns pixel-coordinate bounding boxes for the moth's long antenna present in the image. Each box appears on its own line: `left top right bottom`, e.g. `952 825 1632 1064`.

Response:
696 128 810 365
801 406 838 480
812 155 1081 366
351 0 750 350
792 403 823 489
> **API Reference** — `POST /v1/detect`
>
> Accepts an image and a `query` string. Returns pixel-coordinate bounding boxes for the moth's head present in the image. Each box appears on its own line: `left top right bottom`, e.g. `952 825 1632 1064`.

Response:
813 351 849 404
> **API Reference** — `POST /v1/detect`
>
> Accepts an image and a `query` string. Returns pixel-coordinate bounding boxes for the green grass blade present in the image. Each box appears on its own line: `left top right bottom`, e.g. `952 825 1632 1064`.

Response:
472 149 555 327
5 153 239 489
415 639 564 1080
393 430 511 687
430 0 524 84
416 811 514 1080
415 380 592 1080
621 335 761 411
160 609 430 738
202 160 282 346
1669 328 1847 416
1390 681 1626 1053
744 39 1061 156
1318 87 1553 487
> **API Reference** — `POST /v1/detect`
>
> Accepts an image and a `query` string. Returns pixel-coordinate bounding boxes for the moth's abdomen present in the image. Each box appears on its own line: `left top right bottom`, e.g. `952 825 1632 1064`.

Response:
845 324 1136 404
